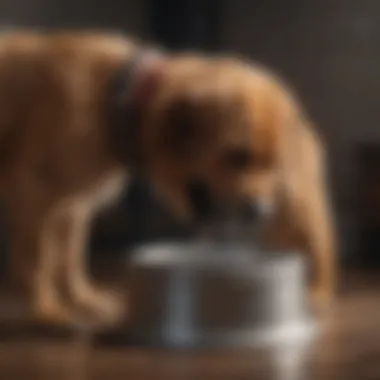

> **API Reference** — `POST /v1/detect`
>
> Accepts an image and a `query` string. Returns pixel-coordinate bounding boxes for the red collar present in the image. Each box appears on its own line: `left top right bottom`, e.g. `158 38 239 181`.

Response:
109 49 165 169
114 49 164 108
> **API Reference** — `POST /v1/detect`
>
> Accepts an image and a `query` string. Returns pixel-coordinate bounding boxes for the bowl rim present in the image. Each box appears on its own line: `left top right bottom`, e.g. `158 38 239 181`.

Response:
128 241 306 273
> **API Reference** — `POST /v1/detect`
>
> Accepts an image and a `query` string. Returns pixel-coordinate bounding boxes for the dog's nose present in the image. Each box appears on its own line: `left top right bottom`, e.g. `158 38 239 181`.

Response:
187 180 213 220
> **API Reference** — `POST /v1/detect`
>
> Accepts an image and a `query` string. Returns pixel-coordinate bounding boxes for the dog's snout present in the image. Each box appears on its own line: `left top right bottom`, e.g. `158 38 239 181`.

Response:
187 180 213 220
242 199 272 222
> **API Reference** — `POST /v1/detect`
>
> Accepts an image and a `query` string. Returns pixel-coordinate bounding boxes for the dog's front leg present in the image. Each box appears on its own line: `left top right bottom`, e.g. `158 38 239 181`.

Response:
301 185 337 314
62 205 123 324
288 126 337 314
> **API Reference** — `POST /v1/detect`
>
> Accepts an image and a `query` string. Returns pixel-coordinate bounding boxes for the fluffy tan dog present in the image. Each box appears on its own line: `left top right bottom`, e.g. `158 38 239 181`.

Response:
0 31 335 325
142 55 337 311
0 31 169 324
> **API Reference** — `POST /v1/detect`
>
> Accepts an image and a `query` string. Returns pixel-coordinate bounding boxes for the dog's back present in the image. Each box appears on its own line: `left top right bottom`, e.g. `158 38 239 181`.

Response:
0 31 137 197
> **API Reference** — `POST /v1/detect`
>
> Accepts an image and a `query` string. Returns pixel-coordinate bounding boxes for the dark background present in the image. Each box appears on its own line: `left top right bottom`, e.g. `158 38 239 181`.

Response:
0 0 379 264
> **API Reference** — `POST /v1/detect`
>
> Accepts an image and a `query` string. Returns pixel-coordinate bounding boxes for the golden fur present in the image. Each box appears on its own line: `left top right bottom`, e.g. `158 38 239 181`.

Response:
0 31 145 324
0 31 335 324
143 56 337 311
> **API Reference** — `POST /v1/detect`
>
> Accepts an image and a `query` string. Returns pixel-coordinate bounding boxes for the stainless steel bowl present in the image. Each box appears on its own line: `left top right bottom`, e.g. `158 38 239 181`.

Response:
127 241 316 348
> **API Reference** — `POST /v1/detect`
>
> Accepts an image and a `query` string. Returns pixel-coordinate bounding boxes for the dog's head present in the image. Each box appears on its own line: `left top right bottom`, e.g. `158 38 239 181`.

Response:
128 55 298 225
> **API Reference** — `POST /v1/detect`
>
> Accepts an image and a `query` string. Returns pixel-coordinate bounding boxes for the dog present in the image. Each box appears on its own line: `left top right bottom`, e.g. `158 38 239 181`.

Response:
0 31 335 325
0 31 172 325
140 54 337 312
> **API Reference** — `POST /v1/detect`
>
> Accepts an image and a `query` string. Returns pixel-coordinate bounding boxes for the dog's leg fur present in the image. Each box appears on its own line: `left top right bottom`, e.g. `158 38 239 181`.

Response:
60 203 122 323
289 124 337 312
300 167 336 311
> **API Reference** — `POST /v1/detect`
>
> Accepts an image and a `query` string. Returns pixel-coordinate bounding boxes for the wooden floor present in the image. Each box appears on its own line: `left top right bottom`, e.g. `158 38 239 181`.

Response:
1 272 380 380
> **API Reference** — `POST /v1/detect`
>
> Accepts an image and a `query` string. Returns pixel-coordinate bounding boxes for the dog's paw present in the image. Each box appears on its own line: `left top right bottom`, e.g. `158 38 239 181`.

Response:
72 287 125 326
32 299 79 327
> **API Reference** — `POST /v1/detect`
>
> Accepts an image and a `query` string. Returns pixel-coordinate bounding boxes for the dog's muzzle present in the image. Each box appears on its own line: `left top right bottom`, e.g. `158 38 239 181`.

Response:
187 180 273 224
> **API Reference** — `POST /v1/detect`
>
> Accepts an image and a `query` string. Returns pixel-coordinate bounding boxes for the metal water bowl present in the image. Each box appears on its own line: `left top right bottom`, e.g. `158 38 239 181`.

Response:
127 241 316 348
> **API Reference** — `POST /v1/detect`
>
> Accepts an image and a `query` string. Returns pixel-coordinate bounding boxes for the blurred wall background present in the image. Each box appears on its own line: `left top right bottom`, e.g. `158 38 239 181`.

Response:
0 0 379 263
